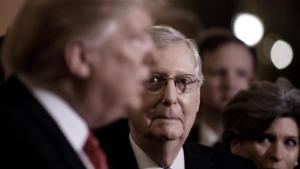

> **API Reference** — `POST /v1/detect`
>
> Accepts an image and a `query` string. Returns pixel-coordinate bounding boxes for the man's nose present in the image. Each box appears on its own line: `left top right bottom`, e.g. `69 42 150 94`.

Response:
221 72 236 91
162 80 178 106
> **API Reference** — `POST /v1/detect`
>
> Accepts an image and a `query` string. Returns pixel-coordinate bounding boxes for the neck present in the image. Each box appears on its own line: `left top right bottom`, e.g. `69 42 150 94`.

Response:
131 132 183 167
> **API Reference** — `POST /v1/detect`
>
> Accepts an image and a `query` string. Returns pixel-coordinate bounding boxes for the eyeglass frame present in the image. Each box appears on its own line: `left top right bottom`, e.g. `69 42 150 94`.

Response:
144 73 201 95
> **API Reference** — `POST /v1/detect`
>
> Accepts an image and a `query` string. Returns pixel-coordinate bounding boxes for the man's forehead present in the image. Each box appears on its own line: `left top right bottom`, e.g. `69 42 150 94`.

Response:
203 50 253 69
151 50 197 75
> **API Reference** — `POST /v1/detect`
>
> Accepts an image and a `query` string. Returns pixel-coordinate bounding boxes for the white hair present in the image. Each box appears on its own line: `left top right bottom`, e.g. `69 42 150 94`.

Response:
150 25 203 85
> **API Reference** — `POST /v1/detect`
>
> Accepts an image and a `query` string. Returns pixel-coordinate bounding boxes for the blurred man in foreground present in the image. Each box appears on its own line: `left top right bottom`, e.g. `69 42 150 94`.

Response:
1 0 156 168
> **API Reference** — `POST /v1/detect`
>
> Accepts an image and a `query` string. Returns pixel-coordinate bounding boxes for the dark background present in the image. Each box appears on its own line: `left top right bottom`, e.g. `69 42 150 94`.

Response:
172 0 300 87
0 0 299 86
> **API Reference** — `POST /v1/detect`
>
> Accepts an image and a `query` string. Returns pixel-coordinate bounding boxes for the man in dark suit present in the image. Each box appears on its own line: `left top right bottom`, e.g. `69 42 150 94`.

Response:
0 0 156 169
104 25 256 169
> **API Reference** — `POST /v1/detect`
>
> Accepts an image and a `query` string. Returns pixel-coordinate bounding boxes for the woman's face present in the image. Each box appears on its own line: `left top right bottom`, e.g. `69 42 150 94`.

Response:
231 117 299 169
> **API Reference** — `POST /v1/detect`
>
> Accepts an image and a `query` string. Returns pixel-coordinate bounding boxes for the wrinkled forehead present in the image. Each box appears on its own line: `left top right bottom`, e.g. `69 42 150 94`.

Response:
152 41 197 76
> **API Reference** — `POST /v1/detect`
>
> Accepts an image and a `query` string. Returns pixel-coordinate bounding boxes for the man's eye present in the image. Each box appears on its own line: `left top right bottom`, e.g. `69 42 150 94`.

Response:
236 69 249 78
144 75 165 92
176 74 197 85
146 75 165 84
177 77 192 85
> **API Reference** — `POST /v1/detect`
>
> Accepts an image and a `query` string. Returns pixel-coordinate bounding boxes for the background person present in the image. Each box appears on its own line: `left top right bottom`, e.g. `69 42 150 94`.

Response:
222 78 300 169
189 28 256 146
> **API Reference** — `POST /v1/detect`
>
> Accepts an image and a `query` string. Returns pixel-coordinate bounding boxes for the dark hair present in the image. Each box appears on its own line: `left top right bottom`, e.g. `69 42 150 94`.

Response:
222 78 300 151
198 28 257 72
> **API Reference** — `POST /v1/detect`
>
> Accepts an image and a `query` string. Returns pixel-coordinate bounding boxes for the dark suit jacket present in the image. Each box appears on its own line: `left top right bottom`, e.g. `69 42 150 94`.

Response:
104 132 256 169
0 77 87 169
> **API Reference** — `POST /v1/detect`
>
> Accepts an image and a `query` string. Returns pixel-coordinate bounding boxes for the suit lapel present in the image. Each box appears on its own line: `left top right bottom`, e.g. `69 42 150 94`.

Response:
4 77 87 169
183 142 216 169
105 133 139 169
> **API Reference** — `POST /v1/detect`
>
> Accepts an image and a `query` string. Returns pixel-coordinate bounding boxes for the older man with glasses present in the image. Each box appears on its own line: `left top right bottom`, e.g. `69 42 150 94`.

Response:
103 25 256 169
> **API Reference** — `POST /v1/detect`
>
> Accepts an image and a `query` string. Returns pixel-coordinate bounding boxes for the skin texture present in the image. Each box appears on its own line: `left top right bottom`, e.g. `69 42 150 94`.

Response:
231 118 299 169
129 41 201 166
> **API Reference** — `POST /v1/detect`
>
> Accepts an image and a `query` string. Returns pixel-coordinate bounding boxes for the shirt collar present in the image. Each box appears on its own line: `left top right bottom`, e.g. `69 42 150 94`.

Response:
22 78 89 152
199 120 219 146
129 134 185 169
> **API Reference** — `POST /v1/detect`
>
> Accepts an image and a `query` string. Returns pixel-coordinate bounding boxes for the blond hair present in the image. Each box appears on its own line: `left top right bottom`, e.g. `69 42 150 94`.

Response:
2 0 147 82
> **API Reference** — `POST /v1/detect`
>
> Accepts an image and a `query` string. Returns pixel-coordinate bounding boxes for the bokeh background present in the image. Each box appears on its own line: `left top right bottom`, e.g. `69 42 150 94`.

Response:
1 0 299 86
173 0 300 87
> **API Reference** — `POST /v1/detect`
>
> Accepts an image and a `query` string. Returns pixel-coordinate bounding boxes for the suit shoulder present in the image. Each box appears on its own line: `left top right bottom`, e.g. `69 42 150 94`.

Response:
184 142 256 169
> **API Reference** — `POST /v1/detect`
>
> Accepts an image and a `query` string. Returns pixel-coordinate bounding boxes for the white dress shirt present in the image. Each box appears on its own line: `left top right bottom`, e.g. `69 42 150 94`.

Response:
22 78 94 169
129 134 185 169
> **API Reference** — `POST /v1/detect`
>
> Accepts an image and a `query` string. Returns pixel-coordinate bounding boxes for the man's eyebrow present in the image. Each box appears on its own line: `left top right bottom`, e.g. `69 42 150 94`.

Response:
150 71 167 76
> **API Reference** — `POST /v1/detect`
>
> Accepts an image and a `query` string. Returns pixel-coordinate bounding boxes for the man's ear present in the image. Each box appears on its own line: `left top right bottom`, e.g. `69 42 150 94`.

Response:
64 41 91 79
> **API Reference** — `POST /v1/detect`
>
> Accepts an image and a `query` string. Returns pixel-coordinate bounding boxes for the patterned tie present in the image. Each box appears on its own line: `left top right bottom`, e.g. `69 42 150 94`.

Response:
84 132 108 169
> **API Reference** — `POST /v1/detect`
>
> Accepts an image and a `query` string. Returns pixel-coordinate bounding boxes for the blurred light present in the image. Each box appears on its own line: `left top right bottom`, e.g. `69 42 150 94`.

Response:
259 33 279 65
233 13 264 46
270 40 293 69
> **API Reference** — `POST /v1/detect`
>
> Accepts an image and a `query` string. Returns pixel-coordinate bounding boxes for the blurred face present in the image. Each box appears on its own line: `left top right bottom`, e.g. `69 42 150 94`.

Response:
231 118 299 169
201 42 254 114
86 6 156 128
129 41 201 144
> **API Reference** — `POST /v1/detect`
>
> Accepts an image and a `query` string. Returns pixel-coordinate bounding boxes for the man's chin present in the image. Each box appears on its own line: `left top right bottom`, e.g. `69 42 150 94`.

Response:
150 127 183 141
150 133 181 141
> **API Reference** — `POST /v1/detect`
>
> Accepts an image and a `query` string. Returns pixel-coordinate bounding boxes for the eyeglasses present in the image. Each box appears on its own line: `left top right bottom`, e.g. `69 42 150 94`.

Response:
144 73 201 95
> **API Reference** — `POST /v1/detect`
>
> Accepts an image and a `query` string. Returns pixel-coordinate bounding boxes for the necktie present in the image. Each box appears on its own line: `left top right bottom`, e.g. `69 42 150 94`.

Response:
84 132 108 169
